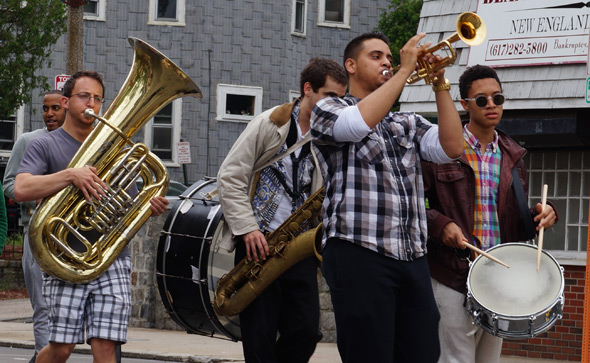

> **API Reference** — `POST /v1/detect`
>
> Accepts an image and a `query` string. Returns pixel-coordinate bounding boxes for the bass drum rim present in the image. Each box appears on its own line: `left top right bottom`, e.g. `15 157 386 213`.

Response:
156 177 241 341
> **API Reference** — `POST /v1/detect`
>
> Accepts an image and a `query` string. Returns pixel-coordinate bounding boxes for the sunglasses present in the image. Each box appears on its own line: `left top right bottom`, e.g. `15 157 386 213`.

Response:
464 94 505 108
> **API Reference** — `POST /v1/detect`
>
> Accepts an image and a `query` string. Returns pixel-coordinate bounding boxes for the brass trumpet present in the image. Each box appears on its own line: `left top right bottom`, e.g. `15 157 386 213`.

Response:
386 12 486 84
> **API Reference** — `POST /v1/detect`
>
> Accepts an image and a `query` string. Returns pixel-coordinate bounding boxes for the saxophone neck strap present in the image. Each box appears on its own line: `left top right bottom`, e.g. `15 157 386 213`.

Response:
252 134 311 174
205 135 311 201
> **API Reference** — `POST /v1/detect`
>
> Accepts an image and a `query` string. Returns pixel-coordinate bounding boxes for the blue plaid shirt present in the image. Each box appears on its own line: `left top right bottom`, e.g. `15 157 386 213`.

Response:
311 95 448 261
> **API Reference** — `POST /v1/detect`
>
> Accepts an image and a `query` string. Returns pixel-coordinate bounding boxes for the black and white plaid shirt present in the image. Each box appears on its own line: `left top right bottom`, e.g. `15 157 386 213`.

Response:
311 95 452 261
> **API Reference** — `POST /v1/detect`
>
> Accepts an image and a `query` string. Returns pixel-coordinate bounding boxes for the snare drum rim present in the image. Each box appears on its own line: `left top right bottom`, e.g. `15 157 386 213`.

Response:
466 242 565 319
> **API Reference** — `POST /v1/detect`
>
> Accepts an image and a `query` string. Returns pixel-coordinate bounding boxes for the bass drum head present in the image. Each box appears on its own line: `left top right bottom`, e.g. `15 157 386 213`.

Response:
156 178 241 341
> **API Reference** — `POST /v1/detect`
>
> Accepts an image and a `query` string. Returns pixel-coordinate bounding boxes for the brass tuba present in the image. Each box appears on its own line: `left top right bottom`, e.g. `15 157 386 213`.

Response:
28 37 202 283
213 187 325 317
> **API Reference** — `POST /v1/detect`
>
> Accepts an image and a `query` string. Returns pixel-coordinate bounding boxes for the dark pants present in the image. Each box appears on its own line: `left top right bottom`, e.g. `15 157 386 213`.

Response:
235 242 321 363
322 238 441 363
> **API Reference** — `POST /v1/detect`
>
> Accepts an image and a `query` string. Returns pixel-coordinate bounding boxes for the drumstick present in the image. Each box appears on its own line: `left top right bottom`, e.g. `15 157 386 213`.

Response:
462 241 510 268
537 184 548 272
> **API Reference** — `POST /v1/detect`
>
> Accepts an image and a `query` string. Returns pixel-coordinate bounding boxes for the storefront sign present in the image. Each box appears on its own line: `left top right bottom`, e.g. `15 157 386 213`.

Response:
468 0 590 67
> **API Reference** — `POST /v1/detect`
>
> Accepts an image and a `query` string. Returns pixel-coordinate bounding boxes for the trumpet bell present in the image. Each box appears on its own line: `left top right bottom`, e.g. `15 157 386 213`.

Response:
401 11 486 84
457 12 486 47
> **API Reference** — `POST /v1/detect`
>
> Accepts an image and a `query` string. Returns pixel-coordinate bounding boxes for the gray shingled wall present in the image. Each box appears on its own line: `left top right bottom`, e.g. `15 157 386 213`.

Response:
26 0 389 185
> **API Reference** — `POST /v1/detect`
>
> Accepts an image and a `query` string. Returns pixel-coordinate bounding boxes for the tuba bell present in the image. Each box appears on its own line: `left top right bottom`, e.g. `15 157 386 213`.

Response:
28 37 202 283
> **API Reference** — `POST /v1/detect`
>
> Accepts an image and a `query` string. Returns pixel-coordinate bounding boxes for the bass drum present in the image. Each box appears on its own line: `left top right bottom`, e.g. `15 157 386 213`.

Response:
156 177 241 341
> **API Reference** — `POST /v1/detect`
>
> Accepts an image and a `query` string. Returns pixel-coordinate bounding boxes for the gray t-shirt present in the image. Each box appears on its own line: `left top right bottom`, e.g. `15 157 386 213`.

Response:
18 127 130 259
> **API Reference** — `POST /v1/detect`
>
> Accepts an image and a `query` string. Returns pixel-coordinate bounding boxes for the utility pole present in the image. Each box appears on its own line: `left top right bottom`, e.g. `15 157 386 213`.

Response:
62 0 87 74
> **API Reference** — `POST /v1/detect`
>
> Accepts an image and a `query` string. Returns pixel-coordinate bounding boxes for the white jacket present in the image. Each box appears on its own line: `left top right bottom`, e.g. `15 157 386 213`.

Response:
217 101 323 248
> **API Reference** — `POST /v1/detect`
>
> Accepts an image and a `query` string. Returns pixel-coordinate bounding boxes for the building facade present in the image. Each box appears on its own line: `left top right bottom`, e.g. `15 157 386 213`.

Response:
0 0 388 185
402 0 588 360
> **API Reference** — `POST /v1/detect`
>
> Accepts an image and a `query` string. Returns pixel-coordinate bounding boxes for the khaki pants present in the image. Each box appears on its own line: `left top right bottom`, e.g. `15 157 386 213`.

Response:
431 278 503 363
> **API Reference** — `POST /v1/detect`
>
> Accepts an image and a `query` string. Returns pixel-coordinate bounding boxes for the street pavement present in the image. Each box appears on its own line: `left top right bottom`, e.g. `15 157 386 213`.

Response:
0 298 566 362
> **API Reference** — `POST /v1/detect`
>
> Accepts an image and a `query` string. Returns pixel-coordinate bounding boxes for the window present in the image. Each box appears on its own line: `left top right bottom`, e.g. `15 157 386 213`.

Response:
318 0 350 28
0 107 24 158
288 90 301 102
292 0 307 35
525 149 589 263
148 0 186 26
216 84 263 123
144 99 182 166
83 0 106 21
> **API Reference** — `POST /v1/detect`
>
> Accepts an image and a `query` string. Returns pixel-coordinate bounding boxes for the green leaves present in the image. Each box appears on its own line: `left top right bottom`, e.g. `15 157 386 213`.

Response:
0 0 67 118
376 0 423 111
377 0 423 67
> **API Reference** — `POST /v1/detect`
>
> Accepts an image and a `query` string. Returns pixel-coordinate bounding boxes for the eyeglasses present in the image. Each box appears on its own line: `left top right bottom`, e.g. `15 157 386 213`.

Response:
71 92 105 104
464 94 504 108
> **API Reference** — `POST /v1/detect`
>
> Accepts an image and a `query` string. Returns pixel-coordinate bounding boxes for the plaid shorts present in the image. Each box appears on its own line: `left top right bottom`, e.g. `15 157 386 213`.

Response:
43 256 132 344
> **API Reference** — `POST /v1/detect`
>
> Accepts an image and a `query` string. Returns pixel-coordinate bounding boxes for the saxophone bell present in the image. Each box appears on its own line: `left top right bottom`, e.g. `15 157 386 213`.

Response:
213 187 325 317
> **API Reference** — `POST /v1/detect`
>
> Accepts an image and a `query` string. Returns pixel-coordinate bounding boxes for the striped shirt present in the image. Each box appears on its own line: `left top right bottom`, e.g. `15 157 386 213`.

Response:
311 95 452 261
463 125 501 251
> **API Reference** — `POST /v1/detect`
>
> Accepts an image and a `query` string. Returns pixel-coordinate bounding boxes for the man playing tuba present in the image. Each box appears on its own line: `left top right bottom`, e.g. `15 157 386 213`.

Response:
217 58 347 363
14 71 168 363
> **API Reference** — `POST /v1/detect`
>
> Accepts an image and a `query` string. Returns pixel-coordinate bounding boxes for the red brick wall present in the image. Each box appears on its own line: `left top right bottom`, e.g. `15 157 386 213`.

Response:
501 264 584 361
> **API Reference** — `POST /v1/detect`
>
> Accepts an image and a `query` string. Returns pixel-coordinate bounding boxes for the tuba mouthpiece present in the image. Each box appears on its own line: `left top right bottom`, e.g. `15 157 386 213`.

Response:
84 108 97 119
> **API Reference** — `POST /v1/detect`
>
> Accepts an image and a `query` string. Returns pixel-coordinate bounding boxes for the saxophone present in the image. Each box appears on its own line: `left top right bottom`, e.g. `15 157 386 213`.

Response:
213 187 325 316
28 37 202 283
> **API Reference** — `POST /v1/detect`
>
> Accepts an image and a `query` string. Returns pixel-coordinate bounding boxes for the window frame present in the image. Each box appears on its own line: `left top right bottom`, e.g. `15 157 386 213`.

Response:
288 90 301 102
525 149 588 266
317 0 351 29
291 0 307 36
144 99 182 167
83 0 106 21
0 106 24 158
148 0 186 26
216 84 263 123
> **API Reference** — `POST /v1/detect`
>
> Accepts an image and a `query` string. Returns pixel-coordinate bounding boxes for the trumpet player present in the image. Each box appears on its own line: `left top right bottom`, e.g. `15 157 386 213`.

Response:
310 32 463 362
217 58 347 363
14 71 168 363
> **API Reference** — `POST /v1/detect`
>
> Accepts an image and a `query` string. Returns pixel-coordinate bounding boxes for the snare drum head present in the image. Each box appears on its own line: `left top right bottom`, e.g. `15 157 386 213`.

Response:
156 178 241 341
468 243 563 316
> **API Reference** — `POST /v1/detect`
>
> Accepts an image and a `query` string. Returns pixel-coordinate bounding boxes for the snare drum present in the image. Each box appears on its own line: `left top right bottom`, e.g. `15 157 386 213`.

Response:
466 243 564 339
156 178 241 341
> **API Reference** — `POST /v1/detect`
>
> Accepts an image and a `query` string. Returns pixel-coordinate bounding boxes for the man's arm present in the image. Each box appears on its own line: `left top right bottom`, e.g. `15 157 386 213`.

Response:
432 80 463 159
15 166 106 203
422 160 466 249
149 196 168 216
217 113 279 261
3 134 30 200
356 33 426 129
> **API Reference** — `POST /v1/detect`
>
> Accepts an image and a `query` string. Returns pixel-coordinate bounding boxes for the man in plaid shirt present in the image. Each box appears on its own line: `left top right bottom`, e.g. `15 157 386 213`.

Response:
311 32 464 362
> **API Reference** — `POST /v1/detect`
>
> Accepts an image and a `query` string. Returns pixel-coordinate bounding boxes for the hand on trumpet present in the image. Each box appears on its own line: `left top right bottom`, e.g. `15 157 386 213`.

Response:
422 52 448 88
397 32 429 77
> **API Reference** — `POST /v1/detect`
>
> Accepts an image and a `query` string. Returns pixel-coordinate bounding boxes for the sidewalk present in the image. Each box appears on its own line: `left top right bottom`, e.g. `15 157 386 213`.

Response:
0 298 565 362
